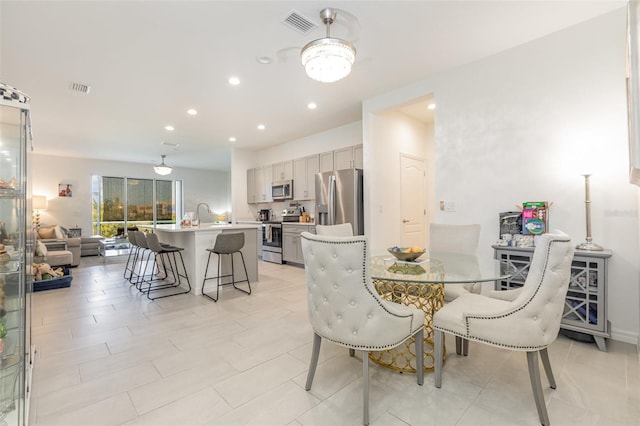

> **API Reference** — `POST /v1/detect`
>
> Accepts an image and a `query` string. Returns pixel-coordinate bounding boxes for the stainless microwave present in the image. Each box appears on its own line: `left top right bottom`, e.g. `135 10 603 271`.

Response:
272 180 293 201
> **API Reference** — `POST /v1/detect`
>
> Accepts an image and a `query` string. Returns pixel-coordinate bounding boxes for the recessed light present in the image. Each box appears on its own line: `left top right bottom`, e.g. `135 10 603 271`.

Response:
256 56 272 65
307 102 317 110
228 76 240 86
257 124 266 130
187 108 198 115
427 103 436 110
165 125 174 131
229 137 236 142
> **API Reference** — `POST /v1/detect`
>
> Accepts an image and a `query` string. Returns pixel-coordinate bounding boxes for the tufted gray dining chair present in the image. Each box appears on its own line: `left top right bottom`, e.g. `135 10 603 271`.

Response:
433 231 574 426
300 232 425 426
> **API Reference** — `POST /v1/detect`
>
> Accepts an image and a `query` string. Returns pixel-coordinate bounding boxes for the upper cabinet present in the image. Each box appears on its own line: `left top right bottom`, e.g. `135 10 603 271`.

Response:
334 145 363 170
272 160 293 181
293 154 320 200
247 166 273 204
319 151 334 173
246 168 255 204
247 144 362 204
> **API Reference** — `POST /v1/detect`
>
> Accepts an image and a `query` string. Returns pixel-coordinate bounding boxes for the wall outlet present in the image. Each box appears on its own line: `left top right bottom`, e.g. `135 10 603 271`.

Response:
444 201 456 212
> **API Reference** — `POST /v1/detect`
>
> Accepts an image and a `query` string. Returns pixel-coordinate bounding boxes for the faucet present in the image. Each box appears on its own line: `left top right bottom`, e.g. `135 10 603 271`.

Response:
195 202 212 226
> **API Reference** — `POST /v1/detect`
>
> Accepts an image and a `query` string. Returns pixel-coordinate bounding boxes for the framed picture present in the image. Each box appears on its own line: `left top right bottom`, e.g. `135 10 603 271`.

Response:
58 184 72 197
628 1 640 185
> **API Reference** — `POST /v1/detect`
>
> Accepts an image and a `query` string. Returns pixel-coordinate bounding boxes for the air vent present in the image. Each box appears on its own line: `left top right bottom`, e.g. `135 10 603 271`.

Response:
161 141 180 150
70 82 91 94
282 10 317 34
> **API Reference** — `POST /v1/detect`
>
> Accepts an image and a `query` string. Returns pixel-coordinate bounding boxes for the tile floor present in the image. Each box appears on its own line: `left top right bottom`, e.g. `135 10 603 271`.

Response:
29 257 640 426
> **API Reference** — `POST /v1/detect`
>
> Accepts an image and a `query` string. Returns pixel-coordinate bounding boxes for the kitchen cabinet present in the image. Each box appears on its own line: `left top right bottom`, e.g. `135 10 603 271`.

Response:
493 245 612 351
246 168 255 204
334 144 363 170
272 160 293 181
247 166 272 204
0 84 33 426
283 224 316 265
319 151 334 173
293 155 320 200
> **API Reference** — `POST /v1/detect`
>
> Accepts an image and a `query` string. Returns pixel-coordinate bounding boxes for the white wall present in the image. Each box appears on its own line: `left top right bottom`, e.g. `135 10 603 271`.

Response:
32 154 230 233
230 121 362 221
364 8 639 343
367 111 434 245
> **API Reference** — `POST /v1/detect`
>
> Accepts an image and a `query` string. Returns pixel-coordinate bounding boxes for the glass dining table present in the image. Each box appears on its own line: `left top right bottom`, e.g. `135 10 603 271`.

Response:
369 251 516 373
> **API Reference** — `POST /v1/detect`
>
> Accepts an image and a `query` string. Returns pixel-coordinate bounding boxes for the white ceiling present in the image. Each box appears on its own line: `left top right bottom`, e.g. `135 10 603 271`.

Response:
0 1 625 172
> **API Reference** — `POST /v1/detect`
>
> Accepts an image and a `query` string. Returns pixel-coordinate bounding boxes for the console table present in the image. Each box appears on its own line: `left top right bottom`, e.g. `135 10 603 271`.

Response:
493 245 612 351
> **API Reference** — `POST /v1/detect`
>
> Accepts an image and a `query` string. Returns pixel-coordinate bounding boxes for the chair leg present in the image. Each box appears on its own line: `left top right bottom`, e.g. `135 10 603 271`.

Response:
455 336 462 355
434 329 443 388
349 348 355 357
415 328 424 385
527 351 550 426
463 338 469 356
540 347 556 389
362 350 369 426
305 333 322 391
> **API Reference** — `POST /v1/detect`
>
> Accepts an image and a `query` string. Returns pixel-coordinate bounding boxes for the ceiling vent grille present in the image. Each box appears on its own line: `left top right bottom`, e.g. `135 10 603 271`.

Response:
282 10 317 34
70 82 91 94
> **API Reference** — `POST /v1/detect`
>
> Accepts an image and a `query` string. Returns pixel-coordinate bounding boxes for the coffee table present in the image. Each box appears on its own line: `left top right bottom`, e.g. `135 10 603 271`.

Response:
98 236 130 261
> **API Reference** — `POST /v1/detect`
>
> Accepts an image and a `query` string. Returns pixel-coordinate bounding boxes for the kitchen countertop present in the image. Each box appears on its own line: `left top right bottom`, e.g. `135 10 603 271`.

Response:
139 223 260 233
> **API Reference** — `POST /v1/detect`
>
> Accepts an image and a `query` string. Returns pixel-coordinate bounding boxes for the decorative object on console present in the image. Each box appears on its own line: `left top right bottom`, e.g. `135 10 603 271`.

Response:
32 195 47 228
521 201 548 235
154 154 172 176
576 174 603 251
301 8 356 83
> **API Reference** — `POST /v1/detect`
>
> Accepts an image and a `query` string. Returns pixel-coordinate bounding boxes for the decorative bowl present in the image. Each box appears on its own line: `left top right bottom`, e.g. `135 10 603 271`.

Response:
387 246 426 262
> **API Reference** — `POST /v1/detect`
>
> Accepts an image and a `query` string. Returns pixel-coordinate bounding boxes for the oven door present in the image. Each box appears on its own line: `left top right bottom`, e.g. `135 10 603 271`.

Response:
262 223 283 263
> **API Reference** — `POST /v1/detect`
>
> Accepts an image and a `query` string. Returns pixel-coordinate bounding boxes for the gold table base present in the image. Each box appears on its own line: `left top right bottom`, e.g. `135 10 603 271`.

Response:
370 279 446 373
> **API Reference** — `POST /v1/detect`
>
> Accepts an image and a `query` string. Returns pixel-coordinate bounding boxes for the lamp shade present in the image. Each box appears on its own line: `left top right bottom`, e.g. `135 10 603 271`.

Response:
32 195 47 210
300 8 356 83
154 155 172 176
301 38 356 83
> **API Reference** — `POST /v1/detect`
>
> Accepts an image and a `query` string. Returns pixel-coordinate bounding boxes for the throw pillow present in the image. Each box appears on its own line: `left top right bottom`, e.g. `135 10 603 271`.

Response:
54 225 65 239
60 226 70 237
35 240 48 256
38 227 56 239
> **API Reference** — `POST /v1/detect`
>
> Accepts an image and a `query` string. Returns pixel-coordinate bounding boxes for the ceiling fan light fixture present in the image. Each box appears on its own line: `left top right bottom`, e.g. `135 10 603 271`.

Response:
301 8 356 83
154 154 173 176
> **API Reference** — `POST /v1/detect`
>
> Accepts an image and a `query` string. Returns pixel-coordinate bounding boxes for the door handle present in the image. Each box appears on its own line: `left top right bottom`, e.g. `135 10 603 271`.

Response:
402 219 410 223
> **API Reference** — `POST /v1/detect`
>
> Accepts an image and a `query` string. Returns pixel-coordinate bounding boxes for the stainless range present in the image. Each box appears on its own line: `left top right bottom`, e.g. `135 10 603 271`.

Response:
261 221 283 264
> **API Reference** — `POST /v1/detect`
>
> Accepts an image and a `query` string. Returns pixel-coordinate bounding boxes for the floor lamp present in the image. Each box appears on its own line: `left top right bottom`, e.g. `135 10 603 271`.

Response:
576 174 603 251
32 195 47 229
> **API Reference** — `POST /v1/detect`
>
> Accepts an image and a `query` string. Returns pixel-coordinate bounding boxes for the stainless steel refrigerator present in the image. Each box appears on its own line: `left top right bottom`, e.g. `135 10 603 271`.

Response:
315 168 364 235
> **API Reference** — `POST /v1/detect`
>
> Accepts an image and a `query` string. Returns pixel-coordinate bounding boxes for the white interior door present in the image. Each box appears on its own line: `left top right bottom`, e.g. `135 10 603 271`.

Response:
400 154 427 247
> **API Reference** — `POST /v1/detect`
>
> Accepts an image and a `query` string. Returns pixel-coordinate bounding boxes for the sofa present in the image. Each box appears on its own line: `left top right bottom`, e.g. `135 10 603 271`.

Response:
35 225 81 267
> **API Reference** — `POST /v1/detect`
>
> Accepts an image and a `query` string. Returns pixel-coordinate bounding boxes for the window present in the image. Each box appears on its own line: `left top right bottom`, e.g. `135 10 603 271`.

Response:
92 176 180 237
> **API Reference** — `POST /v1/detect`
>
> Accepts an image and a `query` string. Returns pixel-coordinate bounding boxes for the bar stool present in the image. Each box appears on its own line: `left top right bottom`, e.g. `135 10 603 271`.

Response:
201 232 251 302
130 231 155 291
143 232 191 300
123 231 139 282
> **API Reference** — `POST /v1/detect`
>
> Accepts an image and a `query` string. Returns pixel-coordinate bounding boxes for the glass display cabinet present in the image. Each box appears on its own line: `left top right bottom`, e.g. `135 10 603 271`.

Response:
0 82 33 425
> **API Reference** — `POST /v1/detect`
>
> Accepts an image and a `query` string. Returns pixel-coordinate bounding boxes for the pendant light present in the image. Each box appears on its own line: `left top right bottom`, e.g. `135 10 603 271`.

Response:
301 8 356 83
154 155 172 176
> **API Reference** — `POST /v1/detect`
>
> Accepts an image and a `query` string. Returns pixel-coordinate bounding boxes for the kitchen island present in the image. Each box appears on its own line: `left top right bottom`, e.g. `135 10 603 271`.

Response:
138 223 260 295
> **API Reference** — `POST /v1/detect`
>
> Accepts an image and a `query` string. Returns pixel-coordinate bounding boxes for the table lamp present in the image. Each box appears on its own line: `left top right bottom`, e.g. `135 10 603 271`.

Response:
32 195 47 228
576 174 603 251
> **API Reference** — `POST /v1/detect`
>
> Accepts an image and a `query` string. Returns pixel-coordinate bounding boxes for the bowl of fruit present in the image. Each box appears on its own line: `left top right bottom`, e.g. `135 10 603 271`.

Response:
387 246 426 262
